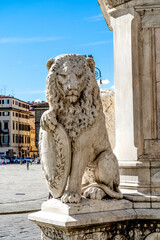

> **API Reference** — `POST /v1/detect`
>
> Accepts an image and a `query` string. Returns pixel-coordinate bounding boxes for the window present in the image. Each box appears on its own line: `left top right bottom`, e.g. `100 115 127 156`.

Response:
4 112 10 116
27 137 30 143
0 122 1 131
4 99 9 104
0 112 1 116
13 134 15 143
16 122 18 130
13 121 15 130
13 112 14 116
13 100 14 104
16 135 18 143
19 113 21 118
2 100 4 104
16 113 18 117
4 135 9 143
19 124 21 131
4 122 8 129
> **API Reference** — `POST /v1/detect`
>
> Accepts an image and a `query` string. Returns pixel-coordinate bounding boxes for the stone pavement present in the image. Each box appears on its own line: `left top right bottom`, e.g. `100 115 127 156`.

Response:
0 213 41 239
0 164 48 239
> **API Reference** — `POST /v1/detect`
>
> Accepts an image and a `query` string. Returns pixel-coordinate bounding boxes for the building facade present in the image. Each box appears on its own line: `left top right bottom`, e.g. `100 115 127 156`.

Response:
29 109 38 158
0 95 30 158
32 102 49 149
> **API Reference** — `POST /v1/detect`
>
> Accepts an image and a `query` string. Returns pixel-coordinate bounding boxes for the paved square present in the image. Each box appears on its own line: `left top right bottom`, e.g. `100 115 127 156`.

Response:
0 164 48 239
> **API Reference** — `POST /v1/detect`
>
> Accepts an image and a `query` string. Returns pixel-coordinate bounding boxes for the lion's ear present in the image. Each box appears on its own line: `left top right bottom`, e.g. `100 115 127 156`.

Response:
46 58 55 71
87 58 95 73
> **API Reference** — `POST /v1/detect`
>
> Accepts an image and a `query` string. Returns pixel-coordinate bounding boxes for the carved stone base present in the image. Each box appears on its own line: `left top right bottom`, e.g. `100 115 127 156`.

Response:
28 198 160 240
119 160 160 203
38 220 160 240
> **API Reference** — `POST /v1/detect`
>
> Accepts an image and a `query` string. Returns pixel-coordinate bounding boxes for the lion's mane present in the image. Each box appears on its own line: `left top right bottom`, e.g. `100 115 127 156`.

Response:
46 54 103 140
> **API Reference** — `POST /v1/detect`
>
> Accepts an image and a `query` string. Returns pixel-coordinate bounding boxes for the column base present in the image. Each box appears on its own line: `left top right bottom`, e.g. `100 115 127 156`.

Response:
119 160 160 205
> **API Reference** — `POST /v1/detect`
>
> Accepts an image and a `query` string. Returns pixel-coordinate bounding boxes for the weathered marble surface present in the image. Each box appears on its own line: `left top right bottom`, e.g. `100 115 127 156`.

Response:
29 199 160 240
104 0 132 8
41 198 132 215
101 89 115 150
39 54 122 204
98 0 160 203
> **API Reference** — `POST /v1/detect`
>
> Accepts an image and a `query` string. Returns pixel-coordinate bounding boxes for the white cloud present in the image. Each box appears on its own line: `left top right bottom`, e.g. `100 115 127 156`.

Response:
97 79 110 87
17 90 45 94
102 79 110 85
85 14 104 22
0 36 64 44
111 85 115 90
82 40 112 47
28 90 46 94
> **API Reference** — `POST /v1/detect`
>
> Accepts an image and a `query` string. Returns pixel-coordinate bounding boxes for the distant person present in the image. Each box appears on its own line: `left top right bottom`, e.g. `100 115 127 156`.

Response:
48 192 53 200
27 161 29 170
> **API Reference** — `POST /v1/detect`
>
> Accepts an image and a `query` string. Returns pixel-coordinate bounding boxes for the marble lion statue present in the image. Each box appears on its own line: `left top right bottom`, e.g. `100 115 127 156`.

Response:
40 54 122 203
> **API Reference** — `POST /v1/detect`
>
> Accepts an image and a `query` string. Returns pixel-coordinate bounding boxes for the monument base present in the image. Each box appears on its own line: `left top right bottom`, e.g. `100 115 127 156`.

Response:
28 198 160 239
119 160 160 208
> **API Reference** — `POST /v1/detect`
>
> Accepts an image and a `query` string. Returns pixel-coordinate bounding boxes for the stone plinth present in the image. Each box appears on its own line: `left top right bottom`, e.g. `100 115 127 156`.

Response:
29 198 160 240
98 0 160 203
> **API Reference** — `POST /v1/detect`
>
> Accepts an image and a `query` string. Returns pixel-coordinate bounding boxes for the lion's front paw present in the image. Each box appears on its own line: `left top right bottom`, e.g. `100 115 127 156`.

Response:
83 187 106 200
61 191 81 203
40 110 57 132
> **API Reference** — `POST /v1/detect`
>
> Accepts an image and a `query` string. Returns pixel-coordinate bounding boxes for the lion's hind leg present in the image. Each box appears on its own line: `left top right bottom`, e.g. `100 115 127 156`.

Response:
82 160 106 200
82 151 123 200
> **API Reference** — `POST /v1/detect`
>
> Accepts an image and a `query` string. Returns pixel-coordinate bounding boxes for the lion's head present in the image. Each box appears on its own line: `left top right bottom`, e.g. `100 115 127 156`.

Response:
46 54 103 139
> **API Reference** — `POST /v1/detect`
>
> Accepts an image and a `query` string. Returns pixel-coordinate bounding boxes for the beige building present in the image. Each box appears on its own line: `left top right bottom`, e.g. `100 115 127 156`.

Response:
29 109 38 158
32 101 49 149
0 95 30 158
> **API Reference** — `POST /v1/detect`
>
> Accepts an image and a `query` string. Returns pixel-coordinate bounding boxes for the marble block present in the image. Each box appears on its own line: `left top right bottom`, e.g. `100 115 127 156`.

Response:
41 197 132 215
28 198 160 240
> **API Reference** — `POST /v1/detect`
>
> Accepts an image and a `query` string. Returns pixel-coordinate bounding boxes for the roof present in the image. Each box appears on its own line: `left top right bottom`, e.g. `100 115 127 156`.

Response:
0 95 29 105
32 101 49 108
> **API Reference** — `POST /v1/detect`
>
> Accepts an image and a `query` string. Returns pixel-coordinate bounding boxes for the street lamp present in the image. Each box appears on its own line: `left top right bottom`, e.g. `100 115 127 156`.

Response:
84 55 103 86
95 67 103 86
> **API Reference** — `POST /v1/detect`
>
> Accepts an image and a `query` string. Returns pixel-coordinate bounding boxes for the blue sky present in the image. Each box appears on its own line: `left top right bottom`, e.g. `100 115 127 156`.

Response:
0 0 114 102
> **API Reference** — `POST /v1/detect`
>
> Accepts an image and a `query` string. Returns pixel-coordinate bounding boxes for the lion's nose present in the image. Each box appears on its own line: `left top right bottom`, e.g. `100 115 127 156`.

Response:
67 74 78 90
67 84 73 91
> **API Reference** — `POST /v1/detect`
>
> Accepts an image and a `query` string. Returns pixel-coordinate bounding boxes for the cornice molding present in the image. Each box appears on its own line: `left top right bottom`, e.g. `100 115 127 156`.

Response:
105 0 132 8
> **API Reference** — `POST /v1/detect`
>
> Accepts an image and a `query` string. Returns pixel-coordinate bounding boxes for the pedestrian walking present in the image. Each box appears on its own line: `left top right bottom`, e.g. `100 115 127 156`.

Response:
27 161 29 170
48 192 53 200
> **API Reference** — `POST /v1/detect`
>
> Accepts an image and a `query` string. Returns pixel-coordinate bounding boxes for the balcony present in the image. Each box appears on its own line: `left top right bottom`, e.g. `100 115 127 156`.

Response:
2 129 9 134
0 142 9 147
0 128 9 134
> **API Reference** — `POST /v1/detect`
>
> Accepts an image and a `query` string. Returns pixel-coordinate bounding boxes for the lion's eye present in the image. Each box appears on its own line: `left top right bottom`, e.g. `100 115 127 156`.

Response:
59 74 66 78
76 74 83 78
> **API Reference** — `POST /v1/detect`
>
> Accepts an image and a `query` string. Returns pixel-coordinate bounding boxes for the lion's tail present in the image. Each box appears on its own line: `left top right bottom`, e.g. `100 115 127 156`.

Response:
82 182 123 199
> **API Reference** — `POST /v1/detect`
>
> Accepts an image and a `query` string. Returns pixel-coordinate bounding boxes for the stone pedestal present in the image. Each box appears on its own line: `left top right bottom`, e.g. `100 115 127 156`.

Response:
98 0 160 203
29 198 160 239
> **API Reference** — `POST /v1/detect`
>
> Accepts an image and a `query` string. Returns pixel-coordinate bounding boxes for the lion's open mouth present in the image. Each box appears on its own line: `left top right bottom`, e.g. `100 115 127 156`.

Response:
66 90 79 103
67 95 78 103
